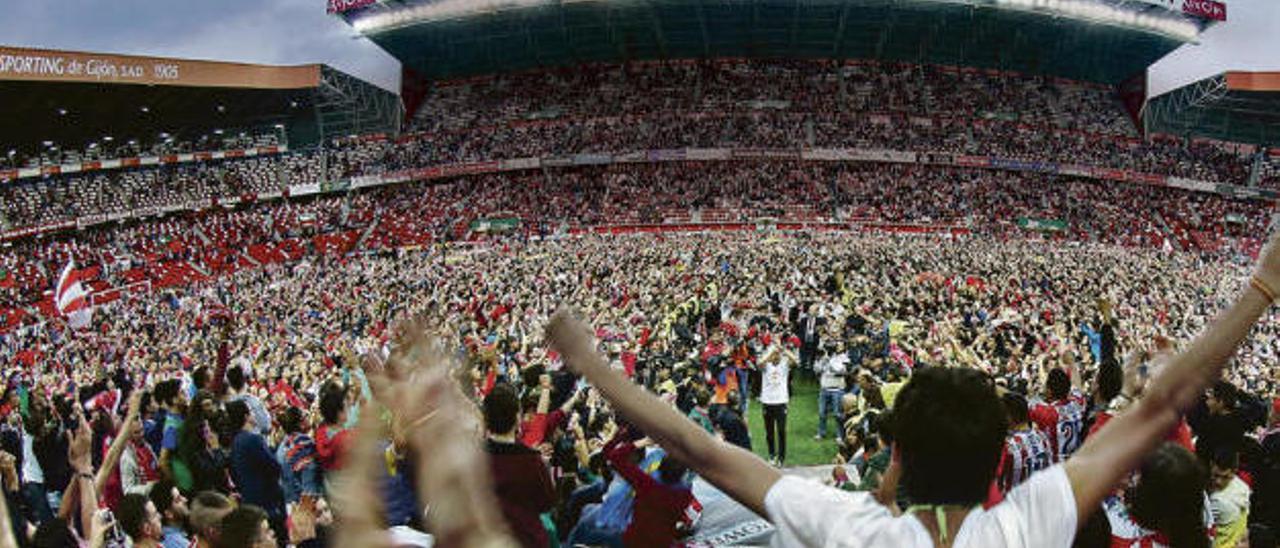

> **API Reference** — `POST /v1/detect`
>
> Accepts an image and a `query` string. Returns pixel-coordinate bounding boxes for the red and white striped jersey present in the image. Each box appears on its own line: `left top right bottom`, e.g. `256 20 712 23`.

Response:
998 425 1052 494
1030 390 1088 463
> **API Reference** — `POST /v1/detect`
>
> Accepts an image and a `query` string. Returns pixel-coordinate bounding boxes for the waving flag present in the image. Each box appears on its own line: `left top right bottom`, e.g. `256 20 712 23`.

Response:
55 260 93 330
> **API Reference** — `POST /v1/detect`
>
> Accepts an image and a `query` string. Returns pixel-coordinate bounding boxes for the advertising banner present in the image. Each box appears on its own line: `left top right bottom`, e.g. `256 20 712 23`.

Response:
1016 218 1068 232
731 148 798 160
437 161 500 178
0 46 321 89
1166 177 1217 193
990 158 1059 173
686 148 732 161
542 156 574 167
647 149 687 162
613 151 648 163
327 0 378 14
572 153 612 166
955 156 990 168
290 183 321 196
499 157 541 171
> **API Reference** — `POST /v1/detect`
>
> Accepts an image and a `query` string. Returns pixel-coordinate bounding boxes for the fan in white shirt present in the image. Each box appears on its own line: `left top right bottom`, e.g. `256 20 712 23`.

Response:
545 232 1280 547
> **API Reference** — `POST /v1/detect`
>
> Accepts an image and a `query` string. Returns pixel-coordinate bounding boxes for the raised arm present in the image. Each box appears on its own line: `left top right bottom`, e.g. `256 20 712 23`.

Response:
547 310 780 517
1065 236 1280 522
96 391 143 495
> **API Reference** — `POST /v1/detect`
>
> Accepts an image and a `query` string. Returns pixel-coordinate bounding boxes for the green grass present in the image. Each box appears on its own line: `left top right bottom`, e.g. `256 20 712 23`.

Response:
746 377 841 467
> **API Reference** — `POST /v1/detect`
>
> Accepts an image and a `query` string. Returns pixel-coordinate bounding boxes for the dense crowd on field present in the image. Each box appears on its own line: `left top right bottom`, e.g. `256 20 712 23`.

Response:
0 160 1272 334
0 228 1278 546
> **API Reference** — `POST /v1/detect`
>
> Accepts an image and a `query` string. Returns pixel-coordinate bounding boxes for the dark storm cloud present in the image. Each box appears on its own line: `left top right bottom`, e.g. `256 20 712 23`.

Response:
0 0 400 92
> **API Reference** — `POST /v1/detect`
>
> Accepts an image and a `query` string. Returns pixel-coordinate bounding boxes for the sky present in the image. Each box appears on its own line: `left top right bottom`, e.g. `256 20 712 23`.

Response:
0 0 1275 98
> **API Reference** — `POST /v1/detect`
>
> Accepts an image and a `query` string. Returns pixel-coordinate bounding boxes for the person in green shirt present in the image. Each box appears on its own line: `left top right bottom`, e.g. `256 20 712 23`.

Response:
687 386 714 435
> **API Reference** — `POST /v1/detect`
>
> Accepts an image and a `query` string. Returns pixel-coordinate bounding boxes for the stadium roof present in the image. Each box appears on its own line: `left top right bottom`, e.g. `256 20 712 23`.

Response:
339 0 1218 85
0 46 401 154
1145 72 1280 145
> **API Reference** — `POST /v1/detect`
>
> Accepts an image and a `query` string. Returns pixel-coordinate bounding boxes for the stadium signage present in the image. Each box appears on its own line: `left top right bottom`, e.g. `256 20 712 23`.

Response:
327 0 378 14
1180 0 1225 20
1133 0 1225 21
0 47 320 88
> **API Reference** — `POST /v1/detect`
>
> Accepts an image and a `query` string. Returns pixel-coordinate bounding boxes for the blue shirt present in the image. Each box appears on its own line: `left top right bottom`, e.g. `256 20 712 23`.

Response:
161 413 183 452
230 430 284 514
593 447 667 531
161 525 189 548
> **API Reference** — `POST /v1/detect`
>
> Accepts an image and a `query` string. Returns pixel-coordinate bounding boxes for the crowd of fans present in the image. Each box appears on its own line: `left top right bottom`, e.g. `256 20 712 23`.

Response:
0 59 1265 235
1 161 1272 329
0 228 1279 546
0 57 1279 548
0 132 281 172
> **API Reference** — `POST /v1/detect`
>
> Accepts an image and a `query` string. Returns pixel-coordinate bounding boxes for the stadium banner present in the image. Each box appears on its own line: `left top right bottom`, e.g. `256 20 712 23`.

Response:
290 183 321 196
613 151 648 163
437 161 500 178
349 175 381 189
989 158 1059 173
1125 171 1167 186
686 148 732 161
1216 184 1265 200
470 218 521 232
647 149 687 162
60 165 81 175
572 153 613 166
499 157 541 171
17 167 39 178
327 0 378 13
1133 0 1226 21
802 148 915 163
955 155 991 168
1165 177 1217 193
1058 164 1092 178
919 152 955 166
320 180 350 193
731 148 799 160
542 156 574 167
76 214 108 228
0 46 321 89
1017 218 1068 232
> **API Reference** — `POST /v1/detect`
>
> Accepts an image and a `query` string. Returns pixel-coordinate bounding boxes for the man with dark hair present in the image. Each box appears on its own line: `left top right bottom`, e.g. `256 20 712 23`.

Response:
545 233 1280 546
314 387 351 472
153 379 186 481
226 400 285 544
1031 365 1087 462
148 478 190 548
277 406 320 504
188 491 233 548
215 505 277 548
225 365 271 437
996 392 1051 495
1193 380 1246 461
118 492 164 547
483 383 554 548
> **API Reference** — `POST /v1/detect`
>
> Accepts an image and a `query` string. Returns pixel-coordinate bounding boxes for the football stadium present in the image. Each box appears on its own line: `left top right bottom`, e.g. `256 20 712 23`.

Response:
2 0 1280 546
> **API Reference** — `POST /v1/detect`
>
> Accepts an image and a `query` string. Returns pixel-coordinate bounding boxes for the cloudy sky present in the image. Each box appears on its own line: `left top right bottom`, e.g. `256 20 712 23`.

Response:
0 0 1275 97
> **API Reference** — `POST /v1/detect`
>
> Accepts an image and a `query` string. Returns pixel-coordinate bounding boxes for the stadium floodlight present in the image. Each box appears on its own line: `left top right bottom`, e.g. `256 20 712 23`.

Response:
57 108 67 116
214 129 224 135
352 0 558 33
140 106 150 113
217 105 226 113
103 136 113 142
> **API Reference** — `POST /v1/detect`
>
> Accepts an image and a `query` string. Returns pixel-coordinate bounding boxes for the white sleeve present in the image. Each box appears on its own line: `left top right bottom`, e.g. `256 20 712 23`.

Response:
1001 465 1078 547
764 475 894 547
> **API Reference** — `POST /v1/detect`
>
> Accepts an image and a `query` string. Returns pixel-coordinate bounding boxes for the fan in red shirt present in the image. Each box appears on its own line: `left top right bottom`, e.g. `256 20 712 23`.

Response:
1029 366 1087 463
603 428 694 548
